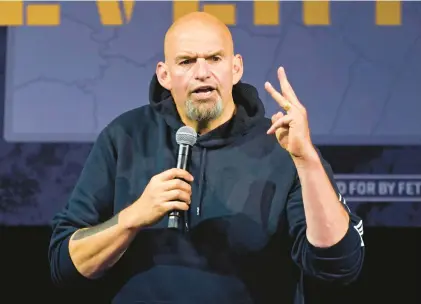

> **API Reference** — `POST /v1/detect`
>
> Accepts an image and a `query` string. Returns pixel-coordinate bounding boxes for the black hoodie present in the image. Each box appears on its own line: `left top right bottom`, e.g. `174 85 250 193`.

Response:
48 75 365 304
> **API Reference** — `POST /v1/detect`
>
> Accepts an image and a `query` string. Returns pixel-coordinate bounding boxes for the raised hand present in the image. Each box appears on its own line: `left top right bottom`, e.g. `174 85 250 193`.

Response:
265 67 314 160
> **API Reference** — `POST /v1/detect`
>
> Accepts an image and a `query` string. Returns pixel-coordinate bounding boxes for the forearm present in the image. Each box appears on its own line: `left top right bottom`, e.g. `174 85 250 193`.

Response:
293 148 349 248
69 205 141 279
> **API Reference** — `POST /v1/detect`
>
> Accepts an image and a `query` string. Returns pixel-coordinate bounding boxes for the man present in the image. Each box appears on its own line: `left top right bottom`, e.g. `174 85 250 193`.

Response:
48 12 364 304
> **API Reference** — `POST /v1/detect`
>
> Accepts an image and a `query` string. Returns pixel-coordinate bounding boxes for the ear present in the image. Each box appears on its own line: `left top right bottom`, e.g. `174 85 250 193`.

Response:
156 61 172 90
232 54 244 85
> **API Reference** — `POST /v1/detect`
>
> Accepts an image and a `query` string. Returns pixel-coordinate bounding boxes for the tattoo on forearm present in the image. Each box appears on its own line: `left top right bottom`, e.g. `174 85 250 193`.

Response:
72 215 119 240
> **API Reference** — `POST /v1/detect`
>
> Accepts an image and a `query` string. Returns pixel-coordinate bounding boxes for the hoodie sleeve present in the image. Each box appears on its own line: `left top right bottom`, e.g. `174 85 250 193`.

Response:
48 128 116 288
286 155 365 284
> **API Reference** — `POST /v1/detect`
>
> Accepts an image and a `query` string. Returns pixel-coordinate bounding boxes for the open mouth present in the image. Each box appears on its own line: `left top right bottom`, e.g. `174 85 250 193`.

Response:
192 86 215 94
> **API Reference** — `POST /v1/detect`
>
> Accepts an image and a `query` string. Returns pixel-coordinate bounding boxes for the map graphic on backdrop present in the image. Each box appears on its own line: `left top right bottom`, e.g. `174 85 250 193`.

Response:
1 1 421 226
4 1 421 145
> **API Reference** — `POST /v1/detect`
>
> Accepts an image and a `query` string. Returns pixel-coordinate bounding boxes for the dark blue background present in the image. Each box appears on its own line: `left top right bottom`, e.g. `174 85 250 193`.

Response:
0 15 420 304
1 24 421 227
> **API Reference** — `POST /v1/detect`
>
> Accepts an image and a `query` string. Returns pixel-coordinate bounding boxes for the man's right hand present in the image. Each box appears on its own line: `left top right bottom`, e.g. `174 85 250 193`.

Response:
125 168 194 229
67 169 193 280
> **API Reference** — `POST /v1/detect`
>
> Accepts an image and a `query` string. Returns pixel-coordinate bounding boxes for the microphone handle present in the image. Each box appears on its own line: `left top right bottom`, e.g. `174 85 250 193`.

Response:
176 144 189 170
168 144 190 229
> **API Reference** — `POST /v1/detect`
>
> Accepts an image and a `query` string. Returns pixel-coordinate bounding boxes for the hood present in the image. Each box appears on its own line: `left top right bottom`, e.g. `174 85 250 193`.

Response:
148 74 266 149
149 74 267 222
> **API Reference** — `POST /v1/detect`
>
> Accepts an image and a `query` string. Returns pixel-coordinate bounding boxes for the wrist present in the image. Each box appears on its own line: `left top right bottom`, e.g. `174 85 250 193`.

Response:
291 145 320 169
119 203 144 232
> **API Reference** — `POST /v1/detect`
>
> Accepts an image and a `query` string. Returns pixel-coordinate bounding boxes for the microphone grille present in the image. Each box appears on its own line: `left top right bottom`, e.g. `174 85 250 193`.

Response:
176 126 197 146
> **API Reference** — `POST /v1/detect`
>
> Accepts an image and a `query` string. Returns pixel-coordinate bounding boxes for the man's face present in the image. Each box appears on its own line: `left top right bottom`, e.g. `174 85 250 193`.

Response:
158 20 242 124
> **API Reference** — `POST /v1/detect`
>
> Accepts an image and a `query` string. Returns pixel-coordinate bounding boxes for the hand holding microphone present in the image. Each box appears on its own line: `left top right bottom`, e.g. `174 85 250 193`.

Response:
126 126 196 230
168 126 197 229
129 168 194 229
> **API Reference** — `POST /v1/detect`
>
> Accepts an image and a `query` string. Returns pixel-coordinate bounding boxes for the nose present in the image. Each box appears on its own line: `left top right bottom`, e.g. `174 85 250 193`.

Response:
194 58 211 81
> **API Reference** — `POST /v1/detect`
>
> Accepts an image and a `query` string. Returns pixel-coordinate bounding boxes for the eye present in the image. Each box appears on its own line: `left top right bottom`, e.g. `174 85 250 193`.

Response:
180 59 195 65
210 56 221 62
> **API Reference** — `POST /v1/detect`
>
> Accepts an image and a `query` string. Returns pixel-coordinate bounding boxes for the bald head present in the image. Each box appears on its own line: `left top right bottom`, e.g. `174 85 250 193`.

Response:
155 11 243 133
164 12 234 62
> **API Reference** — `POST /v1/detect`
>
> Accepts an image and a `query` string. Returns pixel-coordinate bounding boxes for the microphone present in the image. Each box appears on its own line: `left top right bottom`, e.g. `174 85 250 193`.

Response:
168 126 197 229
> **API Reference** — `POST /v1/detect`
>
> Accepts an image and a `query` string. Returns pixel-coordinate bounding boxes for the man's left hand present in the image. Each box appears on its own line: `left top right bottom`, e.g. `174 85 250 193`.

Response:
265 67 315 161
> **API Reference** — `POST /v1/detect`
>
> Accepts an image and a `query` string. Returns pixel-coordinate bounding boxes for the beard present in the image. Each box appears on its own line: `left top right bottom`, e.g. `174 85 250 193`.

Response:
185 96 223 122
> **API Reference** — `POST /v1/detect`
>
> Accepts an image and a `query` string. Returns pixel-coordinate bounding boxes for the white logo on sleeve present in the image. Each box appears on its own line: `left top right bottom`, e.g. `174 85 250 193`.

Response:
353 220 364 247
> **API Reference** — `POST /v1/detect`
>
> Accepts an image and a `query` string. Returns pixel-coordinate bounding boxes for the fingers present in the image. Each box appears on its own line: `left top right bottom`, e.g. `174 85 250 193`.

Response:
277 67 306 113
163 178 192 195
265 82 289 110
163 189 191 204
264 81 292 112
163 201 190 212
271 112 284 124
158 172 193 202
157 168 194 182
267 114 293 134
278 67 298 102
